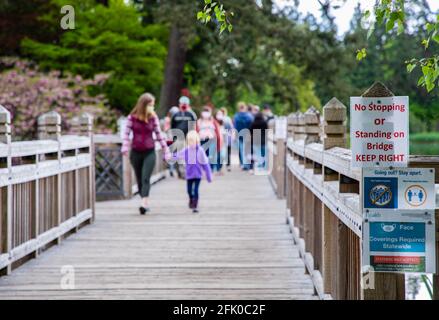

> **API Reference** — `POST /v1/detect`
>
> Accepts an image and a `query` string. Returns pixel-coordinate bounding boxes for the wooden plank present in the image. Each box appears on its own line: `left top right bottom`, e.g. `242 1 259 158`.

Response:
0 169 316 300
323 205 333 295
304 143 324 164
0 210 92 269
336 220 348 300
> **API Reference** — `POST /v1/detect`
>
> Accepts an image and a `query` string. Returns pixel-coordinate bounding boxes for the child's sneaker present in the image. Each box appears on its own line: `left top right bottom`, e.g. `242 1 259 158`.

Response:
192 199 199 214
139 207 150 215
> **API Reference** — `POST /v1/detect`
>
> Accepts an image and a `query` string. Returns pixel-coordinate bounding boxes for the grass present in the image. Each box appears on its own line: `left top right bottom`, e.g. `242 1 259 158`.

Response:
410 132 439 155
411 132 439 142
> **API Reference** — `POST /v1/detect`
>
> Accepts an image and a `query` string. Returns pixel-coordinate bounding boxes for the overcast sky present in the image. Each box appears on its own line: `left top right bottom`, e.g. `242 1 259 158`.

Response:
274 0 439 35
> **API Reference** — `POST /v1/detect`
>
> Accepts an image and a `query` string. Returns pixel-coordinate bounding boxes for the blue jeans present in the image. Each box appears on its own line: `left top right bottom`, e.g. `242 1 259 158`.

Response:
201 139 217 171
238 136 251 170
253 144 267 169
187 179 201 200
215 151 223 172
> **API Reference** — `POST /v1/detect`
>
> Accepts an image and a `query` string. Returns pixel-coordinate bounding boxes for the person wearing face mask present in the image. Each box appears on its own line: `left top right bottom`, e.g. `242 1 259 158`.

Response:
219 107 234 172
196 106 222 172
121 93 170 215
171 96 198 179
233 102 254 171
171 96 197 137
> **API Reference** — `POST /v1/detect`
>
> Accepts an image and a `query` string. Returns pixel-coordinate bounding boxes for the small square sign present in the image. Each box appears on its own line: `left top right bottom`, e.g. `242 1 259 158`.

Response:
363 211 436 274
362 168 435 211
364 177 398 209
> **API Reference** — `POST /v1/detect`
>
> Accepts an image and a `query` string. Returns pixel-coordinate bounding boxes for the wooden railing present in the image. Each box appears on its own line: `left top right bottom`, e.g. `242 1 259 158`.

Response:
268 120 286 199
269 83 439 300
0 106 95 275
94 134 167 201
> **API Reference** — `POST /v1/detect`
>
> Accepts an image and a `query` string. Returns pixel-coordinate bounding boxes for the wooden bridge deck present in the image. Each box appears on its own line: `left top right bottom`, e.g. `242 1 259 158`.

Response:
0 169 316 300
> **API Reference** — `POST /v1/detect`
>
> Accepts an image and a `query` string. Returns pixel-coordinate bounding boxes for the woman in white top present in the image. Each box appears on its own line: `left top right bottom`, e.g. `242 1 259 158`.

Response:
196 106 222 171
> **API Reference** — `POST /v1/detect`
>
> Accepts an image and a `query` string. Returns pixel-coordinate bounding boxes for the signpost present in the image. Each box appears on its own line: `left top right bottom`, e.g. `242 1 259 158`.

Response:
350 96 409 168
350 86 436 280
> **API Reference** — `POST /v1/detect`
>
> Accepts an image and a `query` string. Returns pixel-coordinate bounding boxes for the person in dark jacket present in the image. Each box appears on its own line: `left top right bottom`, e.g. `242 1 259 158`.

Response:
233 102 253 171
171 96 198 179
250 112 269 171
171 96 197 137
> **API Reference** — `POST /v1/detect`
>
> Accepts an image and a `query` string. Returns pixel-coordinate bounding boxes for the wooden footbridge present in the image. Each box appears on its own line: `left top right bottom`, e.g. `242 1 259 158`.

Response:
0 84 438 300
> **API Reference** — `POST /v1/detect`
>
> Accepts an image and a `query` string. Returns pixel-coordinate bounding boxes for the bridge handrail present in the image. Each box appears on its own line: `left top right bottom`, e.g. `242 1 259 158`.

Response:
269 84 439 300
0 106 95 275
94 132 167 200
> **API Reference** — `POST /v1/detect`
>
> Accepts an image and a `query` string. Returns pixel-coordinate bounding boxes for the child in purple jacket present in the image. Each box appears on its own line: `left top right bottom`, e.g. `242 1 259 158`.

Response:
171 131 213 213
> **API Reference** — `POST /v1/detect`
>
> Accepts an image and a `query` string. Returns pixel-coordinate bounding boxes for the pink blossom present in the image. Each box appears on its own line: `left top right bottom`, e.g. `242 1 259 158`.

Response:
0 57 120 139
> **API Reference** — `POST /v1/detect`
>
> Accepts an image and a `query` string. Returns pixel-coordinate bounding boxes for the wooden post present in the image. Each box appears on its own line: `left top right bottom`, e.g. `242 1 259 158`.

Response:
0 105 11 145
38 111 61 141
70 116 80 135
304 106 321 145
0 105 12 275
361 82 405 300
79 113 95 222
38 111 62 243
275 118 287 199
322 98 347 150
287 112 297 141
322 98 346 183
321 98 347 298
296 112 306 141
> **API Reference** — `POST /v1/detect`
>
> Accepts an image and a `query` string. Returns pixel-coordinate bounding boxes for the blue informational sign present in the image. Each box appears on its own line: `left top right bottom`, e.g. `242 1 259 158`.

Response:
364 177 398 209
362 169 436 273
369 222 425 253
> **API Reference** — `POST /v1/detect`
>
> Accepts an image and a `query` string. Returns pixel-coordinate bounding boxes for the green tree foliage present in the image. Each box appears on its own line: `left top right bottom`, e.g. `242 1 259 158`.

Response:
346 3 439 131
359 0 439 93
187 0 325 114
21 0 167 112
197 0 233 34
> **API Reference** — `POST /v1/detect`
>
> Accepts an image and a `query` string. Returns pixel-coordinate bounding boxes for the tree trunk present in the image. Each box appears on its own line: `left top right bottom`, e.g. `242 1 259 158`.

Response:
141 0 157 24
96 0 109 6
159 24 187 117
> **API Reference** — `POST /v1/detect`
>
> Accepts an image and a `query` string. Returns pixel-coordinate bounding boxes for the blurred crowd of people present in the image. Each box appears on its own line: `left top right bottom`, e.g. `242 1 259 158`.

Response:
161 96 275 178
122 91 276 214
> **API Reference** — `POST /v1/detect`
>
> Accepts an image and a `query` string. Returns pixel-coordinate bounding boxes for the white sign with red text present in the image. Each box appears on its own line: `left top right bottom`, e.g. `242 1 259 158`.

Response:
350 96 409 168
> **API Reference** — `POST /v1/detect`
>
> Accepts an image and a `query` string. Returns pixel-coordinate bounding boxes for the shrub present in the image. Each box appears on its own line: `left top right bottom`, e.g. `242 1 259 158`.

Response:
0 57 119 139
